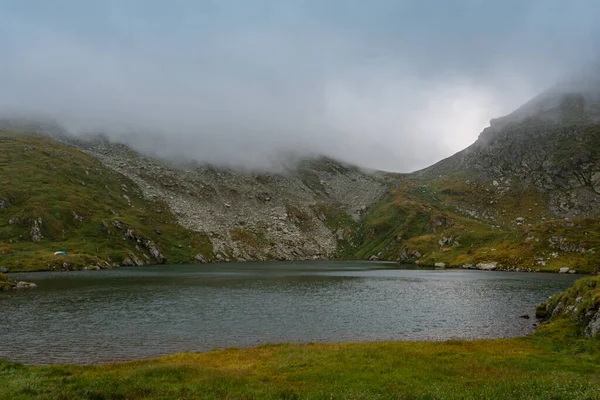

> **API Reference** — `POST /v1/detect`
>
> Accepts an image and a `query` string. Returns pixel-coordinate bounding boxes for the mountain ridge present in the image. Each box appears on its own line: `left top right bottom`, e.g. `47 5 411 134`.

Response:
2 82 600 273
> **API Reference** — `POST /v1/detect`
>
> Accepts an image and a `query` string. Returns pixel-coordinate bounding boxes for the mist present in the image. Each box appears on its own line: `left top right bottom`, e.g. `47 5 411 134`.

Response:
1 1 599 172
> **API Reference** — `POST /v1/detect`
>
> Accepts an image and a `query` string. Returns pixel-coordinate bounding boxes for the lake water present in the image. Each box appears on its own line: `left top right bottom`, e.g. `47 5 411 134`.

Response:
0 261 578 365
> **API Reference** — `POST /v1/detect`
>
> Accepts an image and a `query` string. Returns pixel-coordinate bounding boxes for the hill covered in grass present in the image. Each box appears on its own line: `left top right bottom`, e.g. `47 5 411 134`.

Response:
0 132 213 272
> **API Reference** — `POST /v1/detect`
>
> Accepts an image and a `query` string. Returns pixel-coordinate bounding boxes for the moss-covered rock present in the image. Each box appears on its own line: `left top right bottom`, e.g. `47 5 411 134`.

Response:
536 275 600 338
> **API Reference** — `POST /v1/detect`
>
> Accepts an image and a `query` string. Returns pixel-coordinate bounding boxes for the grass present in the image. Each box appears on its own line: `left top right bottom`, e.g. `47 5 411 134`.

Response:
0 132 211 271
352 172 600 273
1 331 599 399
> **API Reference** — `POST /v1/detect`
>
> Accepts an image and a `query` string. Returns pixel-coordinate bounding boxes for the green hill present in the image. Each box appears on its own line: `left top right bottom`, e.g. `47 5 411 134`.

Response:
0 131 211 272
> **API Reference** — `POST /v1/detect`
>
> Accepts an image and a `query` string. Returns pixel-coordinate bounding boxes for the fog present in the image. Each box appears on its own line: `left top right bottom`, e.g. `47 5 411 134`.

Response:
1 1 599 171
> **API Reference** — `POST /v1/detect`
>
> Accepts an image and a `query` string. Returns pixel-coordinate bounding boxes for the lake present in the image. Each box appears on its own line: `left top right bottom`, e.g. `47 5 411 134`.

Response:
0 261 578 365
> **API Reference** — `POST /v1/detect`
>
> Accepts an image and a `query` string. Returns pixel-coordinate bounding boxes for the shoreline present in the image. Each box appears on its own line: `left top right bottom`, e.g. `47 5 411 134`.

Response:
2 258 590 275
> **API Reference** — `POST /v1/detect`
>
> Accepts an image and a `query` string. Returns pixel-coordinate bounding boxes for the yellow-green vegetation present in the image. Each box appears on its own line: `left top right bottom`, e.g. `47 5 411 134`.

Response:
537 275 600 336
0 272 12 289
1 323 599 399
353 175 600 274
0 132 212 272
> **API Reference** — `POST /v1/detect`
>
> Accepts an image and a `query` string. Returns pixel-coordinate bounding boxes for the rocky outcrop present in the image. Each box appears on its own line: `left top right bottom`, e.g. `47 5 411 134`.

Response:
112 220 166 265
29 218 43 242
536 275 600 338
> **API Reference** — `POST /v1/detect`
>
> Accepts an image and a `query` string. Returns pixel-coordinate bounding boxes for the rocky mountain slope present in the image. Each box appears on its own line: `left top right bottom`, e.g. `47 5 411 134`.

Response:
0 130 391 272
353 83 600 273
2 78 600 274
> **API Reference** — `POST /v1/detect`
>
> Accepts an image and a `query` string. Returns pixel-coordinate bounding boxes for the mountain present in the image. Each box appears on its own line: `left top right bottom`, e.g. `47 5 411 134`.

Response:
0 130 391 272
2 78 600 274
353 82 600 273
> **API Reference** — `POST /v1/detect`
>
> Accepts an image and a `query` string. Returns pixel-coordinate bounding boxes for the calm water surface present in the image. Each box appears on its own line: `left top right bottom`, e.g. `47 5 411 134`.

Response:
0 261 578 365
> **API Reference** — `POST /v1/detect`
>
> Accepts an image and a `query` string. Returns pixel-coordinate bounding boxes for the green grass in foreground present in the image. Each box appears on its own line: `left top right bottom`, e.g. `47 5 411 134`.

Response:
1 331 599 399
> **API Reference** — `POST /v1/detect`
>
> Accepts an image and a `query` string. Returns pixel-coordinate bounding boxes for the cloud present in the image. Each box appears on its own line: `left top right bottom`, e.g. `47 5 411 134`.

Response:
1 0 599 171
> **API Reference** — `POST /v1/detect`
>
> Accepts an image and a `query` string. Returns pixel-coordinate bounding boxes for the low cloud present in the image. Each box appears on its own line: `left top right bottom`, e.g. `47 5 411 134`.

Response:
1 1 599 171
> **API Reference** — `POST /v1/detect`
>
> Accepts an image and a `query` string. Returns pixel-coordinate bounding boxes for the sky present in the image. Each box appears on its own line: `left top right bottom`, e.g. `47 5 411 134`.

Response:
1 1 599 172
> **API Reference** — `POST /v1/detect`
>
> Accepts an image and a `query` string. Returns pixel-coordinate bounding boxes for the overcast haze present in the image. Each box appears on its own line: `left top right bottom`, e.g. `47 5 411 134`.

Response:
1 1 599 171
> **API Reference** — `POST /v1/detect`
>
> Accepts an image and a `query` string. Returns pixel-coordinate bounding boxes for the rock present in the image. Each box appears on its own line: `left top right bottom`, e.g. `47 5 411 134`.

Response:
0 267 8 273
194 254 207 263
15 281 37 289
72 211 84 222
369 255 379 261
476 262 498 270
121 258 134 266
0 198 10 209
559 267 570 274
568 269 577 274
585 311 600 338
30 217 43 242
145 240 166 263
434 262 446 268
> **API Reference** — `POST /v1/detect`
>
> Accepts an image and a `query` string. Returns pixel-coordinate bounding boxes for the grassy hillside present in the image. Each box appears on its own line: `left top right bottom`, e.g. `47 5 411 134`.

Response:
0 132 214 272
351 176 600 273
2 277 599 399
351 120 600 273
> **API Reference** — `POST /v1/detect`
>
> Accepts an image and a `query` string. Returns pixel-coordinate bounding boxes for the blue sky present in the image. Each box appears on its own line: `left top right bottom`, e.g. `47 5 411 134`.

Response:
1 0 599 171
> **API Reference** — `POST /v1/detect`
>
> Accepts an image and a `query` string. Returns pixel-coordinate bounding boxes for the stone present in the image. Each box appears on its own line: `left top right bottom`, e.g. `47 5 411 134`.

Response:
476 262 498 270
0 267 8 273
434 262 446 268
559 267 570 274
369 255 379 261
15 281 37 289
585 312 600 338
30 217 43 242
194 254 207 263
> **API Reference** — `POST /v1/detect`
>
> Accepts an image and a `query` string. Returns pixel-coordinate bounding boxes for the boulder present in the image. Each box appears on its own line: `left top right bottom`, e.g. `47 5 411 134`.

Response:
434 262 446 268
476 262 498 270
15 281 37 289
559 267 570 274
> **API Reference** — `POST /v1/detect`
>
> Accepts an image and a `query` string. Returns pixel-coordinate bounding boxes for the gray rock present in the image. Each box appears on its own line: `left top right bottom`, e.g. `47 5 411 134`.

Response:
0 267 8 273
585 311 600 338
369 255 379 261
559 267 570 274
434 262 446 268
15 281 37 289
30 217 43 242
476 262 498 270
